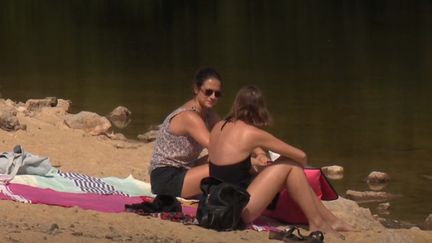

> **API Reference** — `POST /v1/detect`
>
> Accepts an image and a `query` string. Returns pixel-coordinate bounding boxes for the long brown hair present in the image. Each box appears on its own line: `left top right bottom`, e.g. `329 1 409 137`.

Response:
225 85 272 127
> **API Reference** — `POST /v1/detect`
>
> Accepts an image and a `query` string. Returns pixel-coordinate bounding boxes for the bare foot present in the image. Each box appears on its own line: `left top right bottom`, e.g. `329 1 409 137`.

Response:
331 219 358 232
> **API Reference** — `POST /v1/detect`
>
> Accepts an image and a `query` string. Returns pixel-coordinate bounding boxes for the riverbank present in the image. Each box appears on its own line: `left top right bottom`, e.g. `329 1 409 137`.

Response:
1 97 431 242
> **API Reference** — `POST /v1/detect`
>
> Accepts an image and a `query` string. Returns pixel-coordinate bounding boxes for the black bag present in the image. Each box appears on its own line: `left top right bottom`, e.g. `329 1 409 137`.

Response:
196 177 250 231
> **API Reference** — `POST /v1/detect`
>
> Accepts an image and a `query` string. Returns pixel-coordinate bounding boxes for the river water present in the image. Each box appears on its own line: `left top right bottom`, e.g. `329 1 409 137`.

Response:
1 1 431 224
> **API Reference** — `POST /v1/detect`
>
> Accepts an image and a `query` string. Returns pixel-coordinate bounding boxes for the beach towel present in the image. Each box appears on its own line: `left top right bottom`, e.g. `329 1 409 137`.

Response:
0 182 146 212
0 182 278 232
11 169 155 197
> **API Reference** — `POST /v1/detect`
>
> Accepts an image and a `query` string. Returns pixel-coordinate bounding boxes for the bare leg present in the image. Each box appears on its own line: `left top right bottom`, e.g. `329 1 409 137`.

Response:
304 181 355 232
242 160 343 239
181 161 209 198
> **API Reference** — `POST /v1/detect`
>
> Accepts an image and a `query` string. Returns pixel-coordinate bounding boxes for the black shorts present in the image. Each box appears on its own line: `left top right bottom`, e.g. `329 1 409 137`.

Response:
150 166 187 197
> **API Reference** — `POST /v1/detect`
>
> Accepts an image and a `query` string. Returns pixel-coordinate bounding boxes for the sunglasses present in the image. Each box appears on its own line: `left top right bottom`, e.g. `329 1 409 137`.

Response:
201 88 222 98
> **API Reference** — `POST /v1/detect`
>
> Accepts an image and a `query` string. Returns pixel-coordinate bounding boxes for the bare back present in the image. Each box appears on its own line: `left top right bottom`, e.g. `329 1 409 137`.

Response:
209 120 258 165
209 120 308 166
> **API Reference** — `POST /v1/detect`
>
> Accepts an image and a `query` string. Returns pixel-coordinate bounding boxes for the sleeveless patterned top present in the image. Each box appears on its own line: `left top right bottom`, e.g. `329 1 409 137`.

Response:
149 107 207 172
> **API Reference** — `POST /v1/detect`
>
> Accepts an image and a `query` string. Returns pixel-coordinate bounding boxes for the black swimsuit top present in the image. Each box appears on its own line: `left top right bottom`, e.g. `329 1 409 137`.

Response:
209 157 252 188
209 119 253 188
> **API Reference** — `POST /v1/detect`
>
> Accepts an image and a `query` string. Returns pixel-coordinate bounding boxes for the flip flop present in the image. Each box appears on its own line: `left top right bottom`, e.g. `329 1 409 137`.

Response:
268 226 305 242
304 231 324 243
268 227 325 243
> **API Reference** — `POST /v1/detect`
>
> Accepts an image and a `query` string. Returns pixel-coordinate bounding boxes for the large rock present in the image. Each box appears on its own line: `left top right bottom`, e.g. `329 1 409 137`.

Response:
321 165 344 180
0 100 24 131
25 97 58 111
106 106 131 129
64 111 111 135
32 107 69 127
367 171 391 184
323 197 384 230
345 190 400 203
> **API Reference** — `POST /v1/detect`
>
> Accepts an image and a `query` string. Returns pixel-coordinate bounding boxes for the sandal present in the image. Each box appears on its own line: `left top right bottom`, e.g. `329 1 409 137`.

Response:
268 227 325 243
268 226 305 242
304 231 324 243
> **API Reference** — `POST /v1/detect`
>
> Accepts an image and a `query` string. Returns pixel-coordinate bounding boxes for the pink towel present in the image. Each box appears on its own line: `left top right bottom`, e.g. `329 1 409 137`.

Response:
0 183 146 212
0 183 278 232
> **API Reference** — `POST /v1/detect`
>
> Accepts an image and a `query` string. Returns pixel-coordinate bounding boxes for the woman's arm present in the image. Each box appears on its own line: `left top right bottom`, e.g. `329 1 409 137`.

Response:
170 111 211 148
249 127 307 166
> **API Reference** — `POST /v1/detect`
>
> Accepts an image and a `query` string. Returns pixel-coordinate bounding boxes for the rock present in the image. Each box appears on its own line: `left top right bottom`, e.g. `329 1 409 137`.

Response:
376 202 391 215
0 99 17 113
33 107 69 127
48 223 60 235
323 197 385 230
367 171 391 184
345 190 400 203
25 97 58 111
64 111 112 135
106 106 131 129
114 142 139 149
56 99 72 113
107 132 127 141
424 214 432 230
0 101 23 131
5 99 16 107
321 165 344 180
0 112 21 131
16 106 27 113
137 130 159 143
368 182 389 191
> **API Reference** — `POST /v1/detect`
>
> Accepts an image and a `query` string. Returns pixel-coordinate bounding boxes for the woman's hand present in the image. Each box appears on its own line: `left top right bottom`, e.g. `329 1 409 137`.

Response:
252 147 271 166
254 153 271 166
250 153 271 175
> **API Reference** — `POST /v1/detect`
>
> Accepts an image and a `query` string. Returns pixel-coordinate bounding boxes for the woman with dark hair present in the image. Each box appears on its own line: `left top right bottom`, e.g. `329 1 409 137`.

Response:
208 85 353 239
149 67 223 198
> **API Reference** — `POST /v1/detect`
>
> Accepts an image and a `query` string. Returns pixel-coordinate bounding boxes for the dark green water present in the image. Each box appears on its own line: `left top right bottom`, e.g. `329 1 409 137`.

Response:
1 1 431 224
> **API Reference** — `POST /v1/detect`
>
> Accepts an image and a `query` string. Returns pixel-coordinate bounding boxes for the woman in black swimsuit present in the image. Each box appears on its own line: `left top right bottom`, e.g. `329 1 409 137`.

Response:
208 85 354 239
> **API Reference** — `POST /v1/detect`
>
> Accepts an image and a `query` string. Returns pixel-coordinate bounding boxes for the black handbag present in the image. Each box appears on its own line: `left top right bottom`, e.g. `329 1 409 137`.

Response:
196 177 250 231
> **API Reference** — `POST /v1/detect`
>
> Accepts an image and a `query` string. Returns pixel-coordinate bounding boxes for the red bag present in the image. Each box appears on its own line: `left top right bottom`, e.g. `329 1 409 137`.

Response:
262 168 338 224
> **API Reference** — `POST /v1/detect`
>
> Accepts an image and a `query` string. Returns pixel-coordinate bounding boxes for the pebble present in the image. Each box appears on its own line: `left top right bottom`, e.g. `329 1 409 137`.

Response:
48 223 59 234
